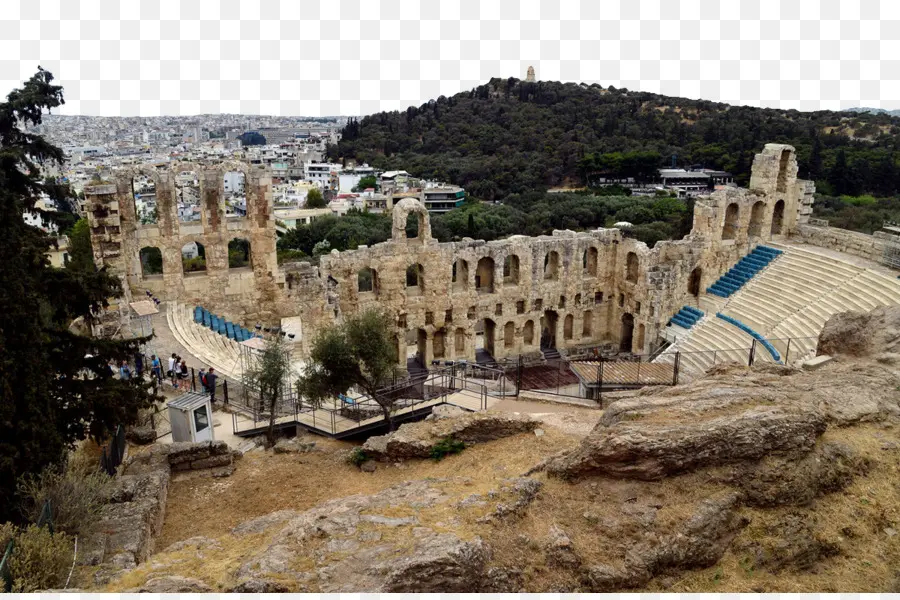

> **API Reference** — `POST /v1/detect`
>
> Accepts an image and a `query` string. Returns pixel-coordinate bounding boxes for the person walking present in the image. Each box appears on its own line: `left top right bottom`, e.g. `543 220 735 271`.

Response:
206 368 218 404
168 353 177 387
199 368 208 393
150 354 162 383
179 358 189 391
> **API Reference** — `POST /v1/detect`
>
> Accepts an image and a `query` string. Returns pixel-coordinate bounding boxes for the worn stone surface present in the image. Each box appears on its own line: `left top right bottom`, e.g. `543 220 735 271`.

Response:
126 575 213 593
274 437 317 454
818 305 900 358
363 411 538 461
127 425 157 445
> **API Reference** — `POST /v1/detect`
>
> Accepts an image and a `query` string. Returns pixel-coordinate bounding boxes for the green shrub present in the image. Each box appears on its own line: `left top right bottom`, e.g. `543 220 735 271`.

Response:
7 525 73 592
17 464 112 536
430 437 466 461
346 447 369 467
0 522 16 550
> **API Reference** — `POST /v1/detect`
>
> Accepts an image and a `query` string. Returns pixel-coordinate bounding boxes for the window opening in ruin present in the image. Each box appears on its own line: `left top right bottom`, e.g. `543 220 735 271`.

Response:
358 267 378 294
228 237 251 269
454 328 466 356
771 199 785 235
574 293 581 306
425 311 434 325
559 295 566 308
618 293 624 307
433 328 446 359
452 259 469 292
223 170 246 219
181 241 206 274
688 267 702 297
175 169 201 224
516 300 525 314
503 254 520 285
406 263 424 295
467 306 476 320
748 200 766 237
776 149 790 193
544 251 560 280
139 246 163 279
540 310 558 349
625 252 639 283
397 314 407 328
620 313 635 352
583 246 598 276
636 323 646 353
595 291 604 304
534 298 543 311
635 301 641 314
722 202 740 240
476 318 496 357
445 309 453 323
476 256 495 293
523 320 535 346
504 322 515 348
582 310 593 337
133 174 158 225
563 314 574 340
405 212 420 238
495 303 503 316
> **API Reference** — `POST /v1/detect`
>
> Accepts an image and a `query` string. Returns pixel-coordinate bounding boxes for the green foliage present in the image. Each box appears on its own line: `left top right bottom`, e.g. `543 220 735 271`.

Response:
812 194 900 234
346 447 370 467
139 247 162 275
332 78 900 199
16 463 112 536
7 525 73 592
354 175 377 191
276 249 307 264
65 218 94 273
243 334 293 448
429 437 466 461
182 256 206 272
277 210 392 256
0 68 159 523
227 238 250 268
305 187 327 208
297 309 400 427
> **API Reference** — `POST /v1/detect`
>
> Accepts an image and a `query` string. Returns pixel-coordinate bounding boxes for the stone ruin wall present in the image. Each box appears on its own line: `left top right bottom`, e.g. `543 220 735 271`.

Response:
85 143 811 364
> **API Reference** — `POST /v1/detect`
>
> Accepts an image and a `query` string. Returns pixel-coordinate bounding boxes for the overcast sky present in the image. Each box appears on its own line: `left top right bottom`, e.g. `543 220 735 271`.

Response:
1 0 897 117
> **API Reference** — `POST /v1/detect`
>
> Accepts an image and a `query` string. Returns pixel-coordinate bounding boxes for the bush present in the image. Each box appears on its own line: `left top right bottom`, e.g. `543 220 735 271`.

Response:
7 525 73 592
346 447 370 467
17 464 112 536
430 437 466 461
0 522 16 550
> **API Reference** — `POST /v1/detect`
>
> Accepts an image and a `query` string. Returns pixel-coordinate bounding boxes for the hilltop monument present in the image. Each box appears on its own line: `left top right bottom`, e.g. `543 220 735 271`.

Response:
526 66 535 82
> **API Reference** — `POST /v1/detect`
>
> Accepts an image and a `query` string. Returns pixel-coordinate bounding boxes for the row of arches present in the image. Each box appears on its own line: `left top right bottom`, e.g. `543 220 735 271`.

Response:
356 246 624 295
722 199 786 240
138 237 253 277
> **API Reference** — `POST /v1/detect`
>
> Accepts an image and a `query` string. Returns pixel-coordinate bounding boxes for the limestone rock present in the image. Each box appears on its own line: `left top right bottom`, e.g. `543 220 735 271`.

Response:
480 566 525 592
127 425 156 445
545 406 826 480
545 524 580 568
229 578 292 593
363 412 538 461
818 305 900 358
274 437 317 454
732 510 841 572
128 575 213 593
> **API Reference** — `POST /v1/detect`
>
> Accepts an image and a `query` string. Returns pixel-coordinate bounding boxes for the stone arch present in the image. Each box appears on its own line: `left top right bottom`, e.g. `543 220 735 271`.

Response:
544 250 560 280
541 310 559 348
227 237 251 269
523 320 535 346
433 328 447 359
771 199 785 235
620 312 635 352
406 263 424 295
452 258 469 292
173 165 202 224
583 246 598 276
748 200 766 237
477 318 496 357
454 327 466 356
218 161 256 221
131 171 158 225
181 241 206 274
358 266 378 295
722 202 740 240
625 251 639 283
476 257 495 293
222 169 247 219
776 149 791 193
563 314 574 340
139 246 163 279
504 321 515 348
582 310 593 337
688 266 702 297
392 197 432 242
503 254 520 285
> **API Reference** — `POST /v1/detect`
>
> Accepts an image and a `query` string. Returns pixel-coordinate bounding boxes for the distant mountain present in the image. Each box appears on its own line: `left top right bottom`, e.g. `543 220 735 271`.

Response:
844 107 900 117
331 78 900 200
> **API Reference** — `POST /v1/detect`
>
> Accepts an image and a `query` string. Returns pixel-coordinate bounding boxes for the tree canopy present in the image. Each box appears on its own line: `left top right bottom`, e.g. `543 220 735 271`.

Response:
0 68 158 522
305 187 327 208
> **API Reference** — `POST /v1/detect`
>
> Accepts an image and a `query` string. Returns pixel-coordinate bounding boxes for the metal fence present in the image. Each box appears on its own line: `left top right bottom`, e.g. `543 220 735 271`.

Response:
99 425 126 476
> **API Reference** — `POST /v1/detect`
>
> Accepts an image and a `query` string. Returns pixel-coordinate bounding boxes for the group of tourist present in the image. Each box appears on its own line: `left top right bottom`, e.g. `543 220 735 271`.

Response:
110 351 219 404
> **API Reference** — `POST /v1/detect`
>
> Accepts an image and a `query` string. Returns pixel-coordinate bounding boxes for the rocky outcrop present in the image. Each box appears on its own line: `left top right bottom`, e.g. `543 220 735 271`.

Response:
545 406 826 481
363 412 538 461
126 576 213 593
818 305 900 357
273 436 317 454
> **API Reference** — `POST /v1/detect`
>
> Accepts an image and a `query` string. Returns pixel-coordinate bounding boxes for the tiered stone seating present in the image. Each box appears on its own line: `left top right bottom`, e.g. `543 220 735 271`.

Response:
707 245 783 298
166 302 242 379
669 306 703 329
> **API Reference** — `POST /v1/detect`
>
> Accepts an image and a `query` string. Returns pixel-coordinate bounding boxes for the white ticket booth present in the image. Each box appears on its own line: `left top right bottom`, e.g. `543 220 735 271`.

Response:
167 392 215 443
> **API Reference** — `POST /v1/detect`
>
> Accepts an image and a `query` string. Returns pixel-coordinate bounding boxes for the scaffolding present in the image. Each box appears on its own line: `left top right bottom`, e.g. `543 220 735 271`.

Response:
237 335 300 418
128 300 159 359
880 222 900 271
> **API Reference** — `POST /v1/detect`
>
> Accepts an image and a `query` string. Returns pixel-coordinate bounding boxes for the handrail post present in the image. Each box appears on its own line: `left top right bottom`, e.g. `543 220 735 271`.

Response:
785 338 792 364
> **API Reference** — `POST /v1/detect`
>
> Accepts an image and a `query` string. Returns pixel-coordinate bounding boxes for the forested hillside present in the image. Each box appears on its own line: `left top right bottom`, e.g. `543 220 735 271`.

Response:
330 78 900 200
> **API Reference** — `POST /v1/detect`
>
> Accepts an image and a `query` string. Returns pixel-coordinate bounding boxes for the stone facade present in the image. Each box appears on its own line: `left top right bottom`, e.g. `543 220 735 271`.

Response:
793 223 889 264
84 143 812 366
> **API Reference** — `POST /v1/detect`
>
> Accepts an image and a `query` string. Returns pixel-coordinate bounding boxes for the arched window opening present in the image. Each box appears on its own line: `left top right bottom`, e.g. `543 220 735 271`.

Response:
433 329 446 359
503 254 520 285
688 267 702 297
358 267 378 294
625 251 639 283
223 170 246 218
771 199 785 235
405 212 420 238
139 246 162 278
563 314 574 340
523 320 535 346
452 258 469 292
748 200 766 237
175 169 201 224
776 149 791 193
476 318 496 357
544 251 560 280
181 241 206 273
504 321 515 348
406 263 424 295
583 246 598 276
133 174 158 225
475 257 495 294
582 310 593 337
620 313 635 352
722 202 740 240
228 237 251 268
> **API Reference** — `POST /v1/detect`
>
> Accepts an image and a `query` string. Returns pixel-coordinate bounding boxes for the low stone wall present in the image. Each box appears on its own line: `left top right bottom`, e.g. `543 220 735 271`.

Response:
84 441 237 585
793 224 886 263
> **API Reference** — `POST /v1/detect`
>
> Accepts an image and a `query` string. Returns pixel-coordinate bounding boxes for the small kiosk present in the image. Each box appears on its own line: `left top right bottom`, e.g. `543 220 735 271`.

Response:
167 392 215 443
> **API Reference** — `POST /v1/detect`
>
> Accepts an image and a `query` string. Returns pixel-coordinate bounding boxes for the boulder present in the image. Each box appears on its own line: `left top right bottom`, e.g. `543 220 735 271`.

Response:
274 437 317 454
363 412 538 461
818 305 900 358
545 406 826 480
127 425 156 445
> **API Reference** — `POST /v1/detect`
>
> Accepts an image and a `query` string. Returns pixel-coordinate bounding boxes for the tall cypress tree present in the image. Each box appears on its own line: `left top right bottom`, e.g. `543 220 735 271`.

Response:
0 68 158 522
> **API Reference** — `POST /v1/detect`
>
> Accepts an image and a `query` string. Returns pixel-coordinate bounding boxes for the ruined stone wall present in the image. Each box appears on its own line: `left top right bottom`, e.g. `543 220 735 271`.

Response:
792 224 888 264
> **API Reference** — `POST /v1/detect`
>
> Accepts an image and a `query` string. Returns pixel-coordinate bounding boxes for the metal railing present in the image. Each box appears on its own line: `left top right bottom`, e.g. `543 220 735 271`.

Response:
99 425 126 476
